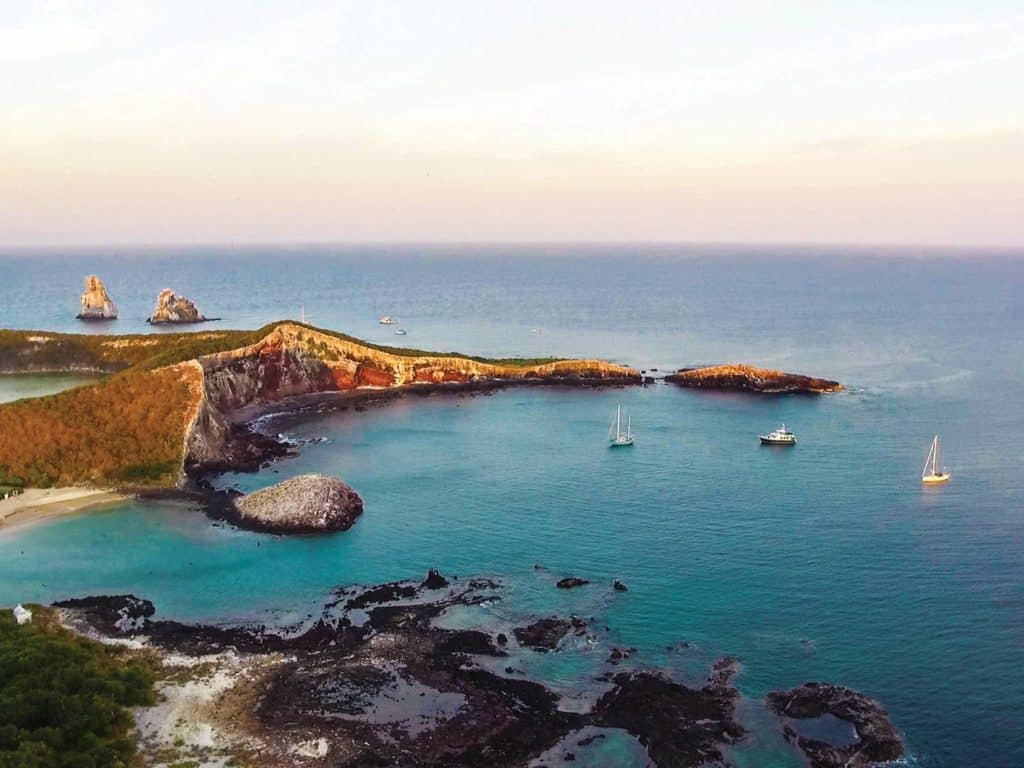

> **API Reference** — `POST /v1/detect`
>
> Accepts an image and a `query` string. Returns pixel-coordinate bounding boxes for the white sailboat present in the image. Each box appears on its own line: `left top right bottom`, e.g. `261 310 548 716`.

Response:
921 435 951 485
608 404 635 447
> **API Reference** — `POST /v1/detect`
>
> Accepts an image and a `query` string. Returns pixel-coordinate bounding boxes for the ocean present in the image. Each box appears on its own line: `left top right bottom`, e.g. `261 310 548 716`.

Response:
1 245 1022 766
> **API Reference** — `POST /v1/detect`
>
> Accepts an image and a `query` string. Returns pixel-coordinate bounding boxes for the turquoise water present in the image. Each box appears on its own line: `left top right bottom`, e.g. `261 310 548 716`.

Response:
1 247 1023 766
0 374 98 404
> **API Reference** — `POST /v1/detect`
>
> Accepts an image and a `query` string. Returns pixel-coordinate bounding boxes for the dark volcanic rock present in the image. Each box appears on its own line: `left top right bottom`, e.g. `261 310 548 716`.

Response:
556 576 590 589
421 568 450 589
613 579 629 592
53 581 903 768
592 662 745 767
513 617 573 651
766 683 904 768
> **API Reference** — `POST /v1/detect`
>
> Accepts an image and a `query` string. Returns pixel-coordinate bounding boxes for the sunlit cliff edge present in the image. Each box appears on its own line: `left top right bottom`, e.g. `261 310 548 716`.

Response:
0 322 639 489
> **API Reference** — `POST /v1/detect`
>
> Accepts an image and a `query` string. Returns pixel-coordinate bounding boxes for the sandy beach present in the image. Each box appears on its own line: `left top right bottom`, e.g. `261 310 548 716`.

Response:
0 487 130 534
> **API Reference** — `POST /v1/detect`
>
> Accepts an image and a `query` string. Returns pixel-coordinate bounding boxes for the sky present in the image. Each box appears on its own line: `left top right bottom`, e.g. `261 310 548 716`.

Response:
1 1 1022 247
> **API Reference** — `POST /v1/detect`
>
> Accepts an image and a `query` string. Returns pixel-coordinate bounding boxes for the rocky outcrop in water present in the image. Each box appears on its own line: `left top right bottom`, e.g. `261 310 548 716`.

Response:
766 682 904 767
557 576 590 589
594 657 745 767
147 289 212 324
513 617 573 651
76 275 118 320
666 364 843 393
225 474 363 534
51 578 903 768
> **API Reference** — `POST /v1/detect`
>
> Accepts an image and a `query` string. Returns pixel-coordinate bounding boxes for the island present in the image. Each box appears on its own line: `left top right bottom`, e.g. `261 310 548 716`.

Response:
0 321 640 490
666 364 843 393
75 275 118 320
223 473 364 534
147 288 217 324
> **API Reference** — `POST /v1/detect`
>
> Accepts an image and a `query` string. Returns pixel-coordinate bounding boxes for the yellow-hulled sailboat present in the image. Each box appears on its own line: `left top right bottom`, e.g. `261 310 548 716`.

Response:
921 435 951 485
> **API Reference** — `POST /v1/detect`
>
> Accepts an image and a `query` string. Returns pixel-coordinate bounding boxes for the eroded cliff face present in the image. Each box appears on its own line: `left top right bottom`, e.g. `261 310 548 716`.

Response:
182 323 639 479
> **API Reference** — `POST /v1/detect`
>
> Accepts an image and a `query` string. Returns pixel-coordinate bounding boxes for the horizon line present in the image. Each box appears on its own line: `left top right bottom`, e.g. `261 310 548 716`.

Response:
2 239 1023 254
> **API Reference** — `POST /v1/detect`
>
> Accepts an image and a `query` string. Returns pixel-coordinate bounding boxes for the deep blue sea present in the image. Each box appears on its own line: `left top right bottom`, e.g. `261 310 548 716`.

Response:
1 246 1023 766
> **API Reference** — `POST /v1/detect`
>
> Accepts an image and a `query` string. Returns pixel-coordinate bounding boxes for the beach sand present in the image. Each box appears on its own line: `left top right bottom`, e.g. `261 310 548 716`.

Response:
0 487 129 534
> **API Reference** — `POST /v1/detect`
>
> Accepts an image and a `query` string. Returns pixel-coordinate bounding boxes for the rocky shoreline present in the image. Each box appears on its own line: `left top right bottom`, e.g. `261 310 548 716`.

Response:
48 573 903 768
666 364 843 394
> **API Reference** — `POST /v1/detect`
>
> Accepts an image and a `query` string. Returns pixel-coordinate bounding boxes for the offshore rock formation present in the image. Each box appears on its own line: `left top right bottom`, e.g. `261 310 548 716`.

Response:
75 275 118 320
227 474 363 534
147 289 212 324
666 364 843 393
766 682 904 767
184 322 641 477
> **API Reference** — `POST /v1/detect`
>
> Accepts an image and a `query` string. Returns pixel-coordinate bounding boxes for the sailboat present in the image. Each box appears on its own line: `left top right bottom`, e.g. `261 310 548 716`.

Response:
608 404 635 447
921 435 951 485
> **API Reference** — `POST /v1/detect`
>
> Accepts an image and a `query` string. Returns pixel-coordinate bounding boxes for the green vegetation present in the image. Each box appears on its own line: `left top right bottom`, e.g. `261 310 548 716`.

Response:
0 368 196 488
0 328 258 376
1 323 563 375
0 607 155 768
288 321 562 367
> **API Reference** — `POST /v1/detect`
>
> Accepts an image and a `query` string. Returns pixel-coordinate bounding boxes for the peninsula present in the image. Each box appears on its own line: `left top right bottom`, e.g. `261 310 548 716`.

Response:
0 321 639 489
666 364 843 394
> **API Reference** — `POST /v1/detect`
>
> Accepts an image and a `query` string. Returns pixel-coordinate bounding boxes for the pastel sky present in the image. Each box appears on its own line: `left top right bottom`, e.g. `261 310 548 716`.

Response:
2 1 1023 246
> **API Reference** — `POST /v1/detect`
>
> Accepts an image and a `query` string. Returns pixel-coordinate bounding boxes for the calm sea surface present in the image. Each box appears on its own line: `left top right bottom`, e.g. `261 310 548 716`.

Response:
1 246 1023 766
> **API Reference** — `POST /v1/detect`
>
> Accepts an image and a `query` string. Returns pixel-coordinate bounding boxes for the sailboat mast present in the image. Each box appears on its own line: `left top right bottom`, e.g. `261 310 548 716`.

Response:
616 405 622 439
933 436 940 474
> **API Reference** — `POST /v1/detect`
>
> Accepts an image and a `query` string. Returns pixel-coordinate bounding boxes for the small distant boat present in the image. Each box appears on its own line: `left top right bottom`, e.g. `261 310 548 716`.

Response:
378 315 395 325
608 404 635 447
921 435 951 484
394 329 407 336
759 424 796 445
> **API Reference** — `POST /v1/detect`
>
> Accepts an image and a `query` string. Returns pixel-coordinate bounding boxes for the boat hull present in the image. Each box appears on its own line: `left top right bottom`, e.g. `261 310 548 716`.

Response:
759 437 796 445
609 439 634 447
922 473 951 485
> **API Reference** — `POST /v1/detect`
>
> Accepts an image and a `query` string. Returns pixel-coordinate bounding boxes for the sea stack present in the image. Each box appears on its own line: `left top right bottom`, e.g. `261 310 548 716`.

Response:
228 474 363 534
76 275 118 320
147 288 210 324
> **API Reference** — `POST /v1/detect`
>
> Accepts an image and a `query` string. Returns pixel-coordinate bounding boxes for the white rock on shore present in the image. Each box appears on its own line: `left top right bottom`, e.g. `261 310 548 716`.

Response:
232 474 363 534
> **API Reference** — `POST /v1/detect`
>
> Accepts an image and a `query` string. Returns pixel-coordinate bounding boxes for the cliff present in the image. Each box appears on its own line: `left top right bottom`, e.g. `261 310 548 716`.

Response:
147 289 212 325
185 323 640 475
0 321 639 488
666 364 842 393
76 275 118 320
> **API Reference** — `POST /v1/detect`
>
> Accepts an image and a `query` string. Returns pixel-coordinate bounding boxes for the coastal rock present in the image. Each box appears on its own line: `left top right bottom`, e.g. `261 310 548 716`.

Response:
613 579 629 592
76 275 118 320
421 568 450 589
147 288 211 324
229 474 363 534
50 581 903 768
592 662 745 766
513 617 573 651
666 364 842 393
766 682 904 768
557 576 590 589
